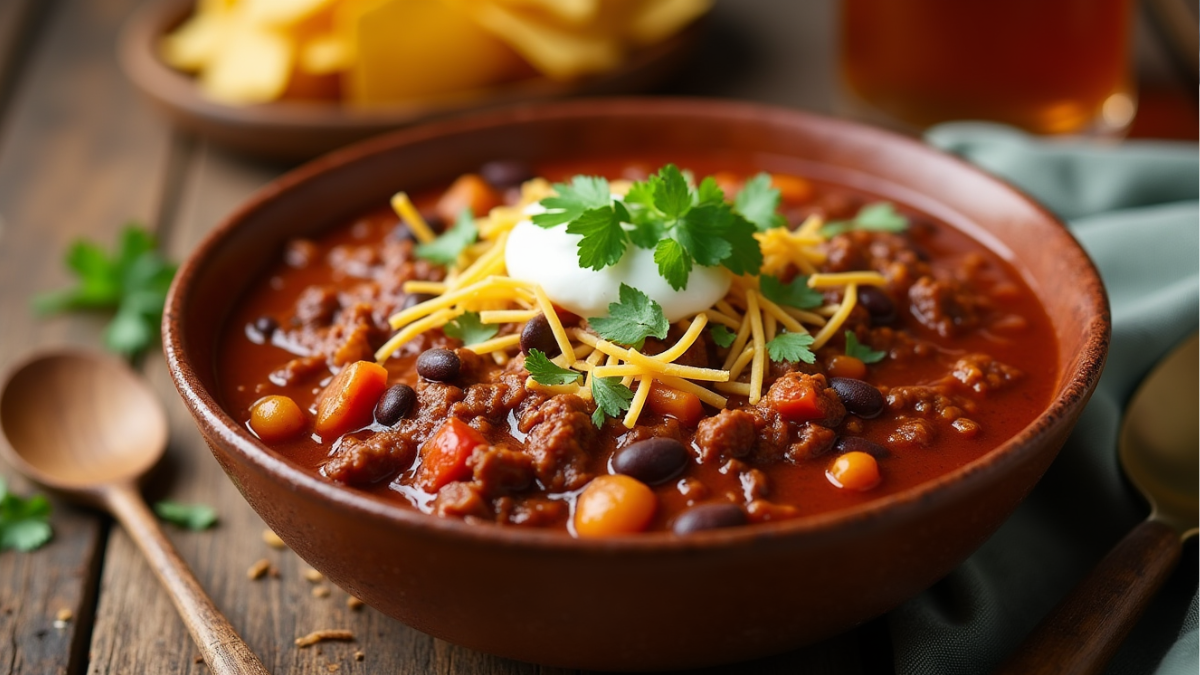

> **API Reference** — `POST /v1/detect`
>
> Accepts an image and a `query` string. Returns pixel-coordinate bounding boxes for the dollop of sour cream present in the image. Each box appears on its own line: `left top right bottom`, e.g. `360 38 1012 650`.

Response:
504 204 731 322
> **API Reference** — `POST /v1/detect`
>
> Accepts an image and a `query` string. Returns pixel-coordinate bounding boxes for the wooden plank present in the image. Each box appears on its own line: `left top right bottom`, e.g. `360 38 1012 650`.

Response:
0 0 176 671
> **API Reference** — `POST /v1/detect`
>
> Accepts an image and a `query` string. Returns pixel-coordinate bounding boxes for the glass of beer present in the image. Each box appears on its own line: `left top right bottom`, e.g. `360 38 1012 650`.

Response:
839 0 1137 136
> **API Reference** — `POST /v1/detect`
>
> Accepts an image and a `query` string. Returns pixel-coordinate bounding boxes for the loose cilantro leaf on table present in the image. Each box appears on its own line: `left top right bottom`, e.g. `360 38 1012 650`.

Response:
154 501 218 531
525 349 583 386
590 376 635 427
710 324 737 349
587 284 668 349
760 274 823 310
734 173 786 231
766 332 816 364
821 202 909 238
33 225 176 359
0 477 52 552
538 165 765 291
415 209 478 265
845 330 886 364
443 311 498 346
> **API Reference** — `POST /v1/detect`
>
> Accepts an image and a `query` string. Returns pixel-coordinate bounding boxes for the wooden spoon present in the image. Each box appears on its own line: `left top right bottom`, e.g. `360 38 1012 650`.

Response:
997 333 1199 675
0 350 269 675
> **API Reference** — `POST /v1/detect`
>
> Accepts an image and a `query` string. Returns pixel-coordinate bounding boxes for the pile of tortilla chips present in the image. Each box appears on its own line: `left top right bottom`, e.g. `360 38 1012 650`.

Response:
161 0 711 106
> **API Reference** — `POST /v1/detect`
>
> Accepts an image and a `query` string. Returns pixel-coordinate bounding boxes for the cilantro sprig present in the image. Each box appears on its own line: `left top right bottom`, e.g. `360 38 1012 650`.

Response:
710 324 736 349
0 477 52 552
587 284 668 349
733 173 786 231
415 209 477 265
443 311 498 346
590 377 635 427
766 332 816 364
537 165 764 291
760 274 823 310
821 202 909 238
525 349 583 386
33 225 177 359
845 331 886 364
154 501 218 531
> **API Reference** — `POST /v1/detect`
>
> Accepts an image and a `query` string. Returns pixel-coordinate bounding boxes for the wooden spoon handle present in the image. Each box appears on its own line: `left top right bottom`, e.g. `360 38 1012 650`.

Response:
105 484 270 675
994 518 1181 675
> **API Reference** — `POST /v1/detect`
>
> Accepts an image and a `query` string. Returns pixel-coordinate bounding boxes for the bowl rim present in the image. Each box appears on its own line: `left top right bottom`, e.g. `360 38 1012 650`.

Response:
163 96 1111 553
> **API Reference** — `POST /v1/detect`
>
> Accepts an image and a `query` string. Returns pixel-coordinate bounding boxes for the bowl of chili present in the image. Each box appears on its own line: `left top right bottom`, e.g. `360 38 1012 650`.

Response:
163 98 1109 670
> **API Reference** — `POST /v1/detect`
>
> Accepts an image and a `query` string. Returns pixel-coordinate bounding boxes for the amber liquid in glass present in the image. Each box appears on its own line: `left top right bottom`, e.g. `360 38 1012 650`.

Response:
841 0 1135 134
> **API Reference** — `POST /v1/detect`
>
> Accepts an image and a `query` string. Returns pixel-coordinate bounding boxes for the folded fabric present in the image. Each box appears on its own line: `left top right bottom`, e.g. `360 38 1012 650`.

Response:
888 123 1199 675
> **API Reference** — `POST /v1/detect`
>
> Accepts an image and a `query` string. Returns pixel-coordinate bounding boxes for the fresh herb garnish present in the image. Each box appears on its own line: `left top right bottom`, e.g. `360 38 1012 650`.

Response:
33 225 177 359
443 311 498 346
154 501 218 531
734 173 786 231
587 284 669 349
538 165 764 291
590 376 635 427
844 330 886 364
525 349 583 386
415 208 477 265
760 274 823 310
710 324 737 349
821 202 909 238
0 477 52 552
766 332 816 364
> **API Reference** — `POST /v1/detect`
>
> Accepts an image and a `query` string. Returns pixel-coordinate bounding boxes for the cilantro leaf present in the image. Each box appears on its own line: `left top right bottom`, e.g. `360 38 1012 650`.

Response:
0 477 53 552
653 164 692 219
653 238 692 291
443 311 498 346
710 324 736 349
590 376 635 427
674 204 734 267
525 349 583 386
154 501 218 531
32 224 176 358
718 214 764 276
845 330 886 364
415 208 477 265
760 274 823 310
587 284 669 348
766 332 816 364
821 202 909 238
566 205 627 270
533 176 612 228
695 176 725 206
734 173 785 231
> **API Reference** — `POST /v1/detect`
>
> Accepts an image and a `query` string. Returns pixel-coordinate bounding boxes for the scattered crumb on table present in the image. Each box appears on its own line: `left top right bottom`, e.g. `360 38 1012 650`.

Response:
312 585 331 598
56 608 73 622
327 665 340 673
346 596 364 610
262 529 287 549
194 655 204 664
304 568 324 583
354 651 365 662
247 558 271 580
295 629 355 648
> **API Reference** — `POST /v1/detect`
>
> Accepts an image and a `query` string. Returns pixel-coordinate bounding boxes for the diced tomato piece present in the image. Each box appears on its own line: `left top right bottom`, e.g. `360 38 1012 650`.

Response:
435 174 501 224
314 361 388 439
416 418 486 492
551 304 581 326
770 384 826 422
646 383 704 427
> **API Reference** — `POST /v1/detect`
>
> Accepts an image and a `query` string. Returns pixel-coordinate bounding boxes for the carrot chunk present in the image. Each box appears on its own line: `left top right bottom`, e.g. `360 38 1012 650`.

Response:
435 174 501 224
416 418 486 492
314 360 388 439
574 475 657 537
646 383 704 427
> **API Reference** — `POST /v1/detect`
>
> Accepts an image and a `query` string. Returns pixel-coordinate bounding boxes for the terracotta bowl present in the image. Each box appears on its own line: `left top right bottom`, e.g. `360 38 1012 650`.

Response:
119 0 702 161
163 99 1109 670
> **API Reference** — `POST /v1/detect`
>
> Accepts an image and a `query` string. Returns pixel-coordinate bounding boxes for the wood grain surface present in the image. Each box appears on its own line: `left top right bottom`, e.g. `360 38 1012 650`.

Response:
0 0 1193 673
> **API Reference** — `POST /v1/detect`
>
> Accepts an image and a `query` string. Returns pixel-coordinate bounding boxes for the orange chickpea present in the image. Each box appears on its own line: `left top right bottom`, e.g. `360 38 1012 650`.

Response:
827 354 868 380
826 451 881 491
249 395 307 443
574 475 657 537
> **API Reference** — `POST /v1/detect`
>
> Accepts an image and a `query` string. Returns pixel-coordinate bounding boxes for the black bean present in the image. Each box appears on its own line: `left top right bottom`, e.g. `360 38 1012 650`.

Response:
402 292 434 311
419 210 446 234
390 223 415 242
830 377 885 419
672 503 748 535
252 315 278 337
834 436 889 458
417 348 460 382
612 438 688 486
374 383 416 426
520 314 559 357
857 286 897 325
480 160 534 191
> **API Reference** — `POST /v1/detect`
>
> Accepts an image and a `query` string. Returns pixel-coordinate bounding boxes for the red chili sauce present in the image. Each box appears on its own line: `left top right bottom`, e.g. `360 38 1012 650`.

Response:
217 158 1058 535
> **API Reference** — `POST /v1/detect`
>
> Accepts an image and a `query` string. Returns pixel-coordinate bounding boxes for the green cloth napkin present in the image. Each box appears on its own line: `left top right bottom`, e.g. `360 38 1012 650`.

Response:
892 123 1200 674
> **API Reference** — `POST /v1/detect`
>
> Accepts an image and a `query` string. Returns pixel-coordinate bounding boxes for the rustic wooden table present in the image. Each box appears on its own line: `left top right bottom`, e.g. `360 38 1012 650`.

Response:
0 1 1192 674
